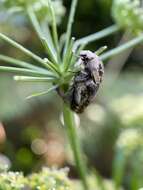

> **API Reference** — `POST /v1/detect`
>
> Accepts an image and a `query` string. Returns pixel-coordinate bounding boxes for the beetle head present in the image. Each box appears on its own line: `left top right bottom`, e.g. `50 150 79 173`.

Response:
80 50 95 62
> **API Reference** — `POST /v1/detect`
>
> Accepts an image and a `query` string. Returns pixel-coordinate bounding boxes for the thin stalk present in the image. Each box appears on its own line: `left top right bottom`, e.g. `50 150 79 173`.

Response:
26 85 58 99
41 20 56 55
48 0 60 58
14 76 56 82
71 44 84 67
0 54 49 73
41 37 59 65
26 6 42 40
64 0 78 54
0 33 61 74
100 34 143 61
63 37 75 72
73 25 120 51
0 66 54 77
0 33 43 64
59 33 66 53
95 46 107 56
26 5 58 64
63 104 88 190
43 58 61 76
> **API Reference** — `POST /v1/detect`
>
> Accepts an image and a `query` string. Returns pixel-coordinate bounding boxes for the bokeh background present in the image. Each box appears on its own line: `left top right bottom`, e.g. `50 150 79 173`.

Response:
0 0 143 189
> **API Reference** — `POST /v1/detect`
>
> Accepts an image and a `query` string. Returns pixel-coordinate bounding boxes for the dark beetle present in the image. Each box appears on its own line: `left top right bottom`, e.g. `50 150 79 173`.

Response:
58 50 104 113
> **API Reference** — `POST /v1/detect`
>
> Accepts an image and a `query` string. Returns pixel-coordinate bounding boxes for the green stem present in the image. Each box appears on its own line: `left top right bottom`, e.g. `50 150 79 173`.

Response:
26 5 58 64
14 76 56 82
100 34 143 61
0 33 45 65
63 104 88 190
0 54 48 73
41 20 56 55
59 33 66 53
71 44 84 67
26 85 58 99
64 0 78 54
0 66 54 77
73 24 120 51
0 33 61 74
48 0 60 59
63 37 75 72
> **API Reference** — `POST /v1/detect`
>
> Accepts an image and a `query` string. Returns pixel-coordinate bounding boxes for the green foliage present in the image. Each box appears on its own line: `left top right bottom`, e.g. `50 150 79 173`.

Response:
0 167 72 190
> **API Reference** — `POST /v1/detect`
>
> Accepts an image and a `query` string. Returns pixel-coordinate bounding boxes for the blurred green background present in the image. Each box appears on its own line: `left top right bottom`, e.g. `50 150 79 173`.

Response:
0 0 143 189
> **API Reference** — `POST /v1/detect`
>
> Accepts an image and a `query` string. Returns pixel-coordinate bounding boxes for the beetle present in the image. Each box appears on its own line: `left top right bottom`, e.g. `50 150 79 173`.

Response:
57 50 104 113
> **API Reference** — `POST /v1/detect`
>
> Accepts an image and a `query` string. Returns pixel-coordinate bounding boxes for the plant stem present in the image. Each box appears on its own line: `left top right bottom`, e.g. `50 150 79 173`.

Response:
41 20 56 55
14 76 56 82
100 33 143 61
73 24 120 51
48 0 60 60
0 66 54 77
0 54 48 73
71 44 84 66
26 5 58 64
63 104 88 190
0 33 43 64
0 33 61 74
26 85 58 99
64 0 78 54
63 37 75 72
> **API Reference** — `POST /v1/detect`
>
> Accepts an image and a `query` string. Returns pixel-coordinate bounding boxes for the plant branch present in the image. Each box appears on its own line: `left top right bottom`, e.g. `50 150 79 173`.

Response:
73 24 120 51
41 20 56 55
0 54 48 73
48 0 60 60
64 0 78 54
71 44 84 67
63 37 75 72
0 33 45 66
26 85 58 99
63 104 89 190
26 5 58 64
100 33 143 61
0 33 61 74
14 76 56 82
0 66 54 77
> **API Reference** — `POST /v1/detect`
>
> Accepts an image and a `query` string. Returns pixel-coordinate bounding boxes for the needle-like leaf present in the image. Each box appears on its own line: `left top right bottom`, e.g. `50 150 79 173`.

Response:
64 0 78 55
26 85 58 99
73 25 120 51
100 33 143 61
0 33 45 67
0 54 48 73
0 66 54 77
63 37 75 72
0 33 62 75
95 46 107 56
26 5 58 64
14 76 56 82
47 0 60 58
